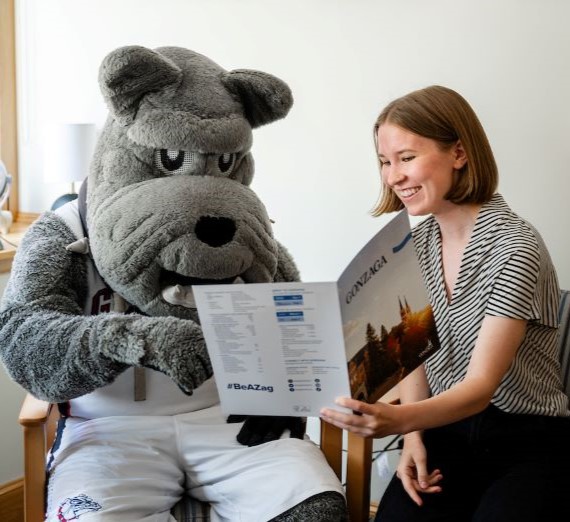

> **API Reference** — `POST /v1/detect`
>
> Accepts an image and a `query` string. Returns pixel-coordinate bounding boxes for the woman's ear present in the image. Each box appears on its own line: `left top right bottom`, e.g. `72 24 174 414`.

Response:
453 140 468 169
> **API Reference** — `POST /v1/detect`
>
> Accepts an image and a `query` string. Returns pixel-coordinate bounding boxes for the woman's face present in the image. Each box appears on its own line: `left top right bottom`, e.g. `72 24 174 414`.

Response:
377 123 466 216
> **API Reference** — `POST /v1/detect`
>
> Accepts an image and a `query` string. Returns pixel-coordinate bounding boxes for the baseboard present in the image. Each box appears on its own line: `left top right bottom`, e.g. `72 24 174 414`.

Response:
0 478 24 522
15 212 40 225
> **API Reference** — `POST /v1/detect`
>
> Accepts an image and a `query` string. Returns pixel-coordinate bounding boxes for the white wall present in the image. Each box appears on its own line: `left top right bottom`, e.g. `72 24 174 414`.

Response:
3 0 570 484
0 273 25 483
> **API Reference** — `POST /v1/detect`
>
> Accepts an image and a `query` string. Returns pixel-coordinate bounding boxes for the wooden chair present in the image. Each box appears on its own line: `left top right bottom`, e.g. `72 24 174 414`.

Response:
558 290 570 400
19 396 393 522
19 396 59 522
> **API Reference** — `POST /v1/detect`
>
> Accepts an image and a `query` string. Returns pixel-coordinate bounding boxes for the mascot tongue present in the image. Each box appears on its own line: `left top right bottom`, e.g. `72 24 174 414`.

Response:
161 277 245 308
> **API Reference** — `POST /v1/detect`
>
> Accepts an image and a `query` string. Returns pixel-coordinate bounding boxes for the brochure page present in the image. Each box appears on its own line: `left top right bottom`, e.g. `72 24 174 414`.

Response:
193 282 351 416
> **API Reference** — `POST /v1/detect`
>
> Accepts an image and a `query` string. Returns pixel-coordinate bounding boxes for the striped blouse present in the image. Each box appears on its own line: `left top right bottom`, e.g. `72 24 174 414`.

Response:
413 193 569 417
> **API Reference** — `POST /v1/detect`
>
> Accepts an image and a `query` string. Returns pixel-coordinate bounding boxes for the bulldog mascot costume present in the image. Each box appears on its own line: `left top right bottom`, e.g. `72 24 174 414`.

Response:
0 45 346 522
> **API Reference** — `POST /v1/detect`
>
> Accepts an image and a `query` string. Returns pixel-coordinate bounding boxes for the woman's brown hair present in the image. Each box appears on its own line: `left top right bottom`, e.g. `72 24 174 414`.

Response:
371 85 498 216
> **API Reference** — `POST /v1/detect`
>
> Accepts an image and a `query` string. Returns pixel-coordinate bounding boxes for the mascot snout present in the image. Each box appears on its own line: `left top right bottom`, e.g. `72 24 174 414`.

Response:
89 175 279 317
194 216 236 247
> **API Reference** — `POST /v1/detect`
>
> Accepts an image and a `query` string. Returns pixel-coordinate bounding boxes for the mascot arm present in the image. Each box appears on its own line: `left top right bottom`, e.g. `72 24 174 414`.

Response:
0 213 212 401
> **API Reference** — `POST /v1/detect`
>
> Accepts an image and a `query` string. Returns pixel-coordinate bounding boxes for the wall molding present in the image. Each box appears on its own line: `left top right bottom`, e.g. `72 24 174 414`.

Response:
0 477 24 522
15 212 40 225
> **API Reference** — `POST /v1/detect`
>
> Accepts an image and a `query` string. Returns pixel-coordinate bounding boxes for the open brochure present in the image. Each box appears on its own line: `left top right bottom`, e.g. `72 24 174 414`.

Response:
193 210 440 417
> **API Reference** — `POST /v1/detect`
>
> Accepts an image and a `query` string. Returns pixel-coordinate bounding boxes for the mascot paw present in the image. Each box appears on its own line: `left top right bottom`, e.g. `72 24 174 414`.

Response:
97 316 213 396
227 415 306 446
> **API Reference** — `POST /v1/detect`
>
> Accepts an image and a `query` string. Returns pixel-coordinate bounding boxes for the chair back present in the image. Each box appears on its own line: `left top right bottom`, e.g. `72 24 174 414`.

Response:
558 290 570 400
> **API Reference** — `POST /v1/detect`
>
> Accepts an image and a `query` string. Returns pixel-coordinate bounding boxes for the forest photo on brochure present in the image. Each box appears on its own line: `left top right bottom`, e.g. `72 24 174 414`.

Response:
339 210 440 405
347 294 439 404
194 210 441 416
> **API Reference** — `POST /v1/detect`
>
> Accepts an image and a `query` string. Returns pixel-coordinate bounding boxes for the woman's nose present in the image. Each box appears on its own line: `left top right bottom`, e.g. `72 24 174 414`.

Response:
385 167 405 187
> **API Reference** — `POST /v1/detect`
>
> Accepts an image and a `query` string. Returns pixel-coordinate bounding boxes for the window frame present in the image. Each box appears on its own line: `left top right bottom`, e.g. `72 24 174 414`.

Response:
0 0 19 217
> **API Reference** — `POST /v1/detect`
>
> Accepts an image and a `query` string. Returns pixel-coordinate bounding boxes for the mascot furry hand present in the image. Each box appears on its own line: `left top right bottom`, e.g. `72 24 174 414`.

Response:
1 47 304 442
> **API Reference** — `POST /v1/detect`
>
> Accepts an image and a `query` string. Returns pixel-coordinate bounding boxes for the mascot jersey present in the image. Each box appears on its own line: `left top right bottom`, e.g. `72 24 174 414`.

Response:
56 200 220 419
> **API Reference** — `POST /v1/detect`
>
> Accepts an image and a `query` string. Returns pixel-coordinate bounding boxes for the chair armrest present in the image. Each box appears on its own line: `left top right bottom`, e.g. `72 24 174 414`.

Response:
344 387 401 522
19 394 58 522
319 421 343 480
19 394 53 427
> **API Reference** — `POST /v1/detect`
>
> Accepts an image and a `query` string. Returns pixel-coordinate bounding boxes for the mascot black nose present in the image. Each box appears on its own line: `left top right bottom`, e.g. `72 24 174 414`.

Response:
195 216 237 247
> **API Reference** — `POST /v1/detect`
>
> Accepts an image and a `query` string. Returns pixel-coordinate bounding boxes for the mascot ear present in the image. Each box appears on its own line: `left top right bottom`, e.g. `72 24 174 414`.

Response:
222 70 293 128
99 45 182 125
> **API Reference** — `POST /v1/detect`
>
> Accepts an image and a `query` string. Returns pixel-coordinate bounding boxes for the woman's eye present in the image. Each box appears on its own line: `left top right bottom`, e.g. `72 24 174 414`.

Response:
380 159 391 167
154 149 195 175
402 156 415 162
218 153 236 174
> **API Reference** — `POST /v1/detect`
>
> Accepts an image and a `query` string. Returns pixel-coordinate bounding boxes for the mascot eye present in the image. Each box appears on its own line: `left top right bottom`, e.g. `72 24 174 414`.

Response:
155 149 195 175
218 153 236 174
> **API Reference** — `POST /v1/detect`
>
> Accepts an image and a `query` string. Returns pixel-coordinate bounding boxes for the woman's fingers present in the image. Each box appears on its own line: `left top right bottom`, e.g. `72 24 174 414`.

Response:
401 475 423 506
320 397 379 437
334 396 379 414
398 468 443 506
320 397 393 437
319 409 375 437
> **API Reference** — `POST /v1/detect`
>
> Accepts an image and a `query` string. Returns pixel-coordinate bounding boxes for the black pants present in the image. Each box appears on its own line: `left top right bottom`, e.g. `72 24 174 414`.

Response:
375 405 570 522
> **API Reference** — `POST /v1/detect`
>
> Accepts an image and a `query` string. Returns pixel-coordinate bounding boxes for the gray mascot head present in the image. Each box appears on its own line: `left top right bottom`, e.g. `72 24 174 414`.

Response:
87 45 297 319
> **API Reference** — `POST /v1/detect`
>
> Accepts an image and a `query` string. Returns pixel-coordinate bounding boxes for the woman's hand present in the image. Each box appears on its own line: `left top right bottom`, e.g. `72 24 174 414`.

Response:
320 397 443 506
319 397 401 438
397 433 442 506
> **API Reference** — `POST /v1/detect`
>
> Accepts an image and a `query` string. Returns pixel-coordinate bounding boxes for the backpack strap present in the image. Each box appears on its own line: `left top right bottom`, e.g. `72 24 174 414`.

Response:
55 185 147 402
